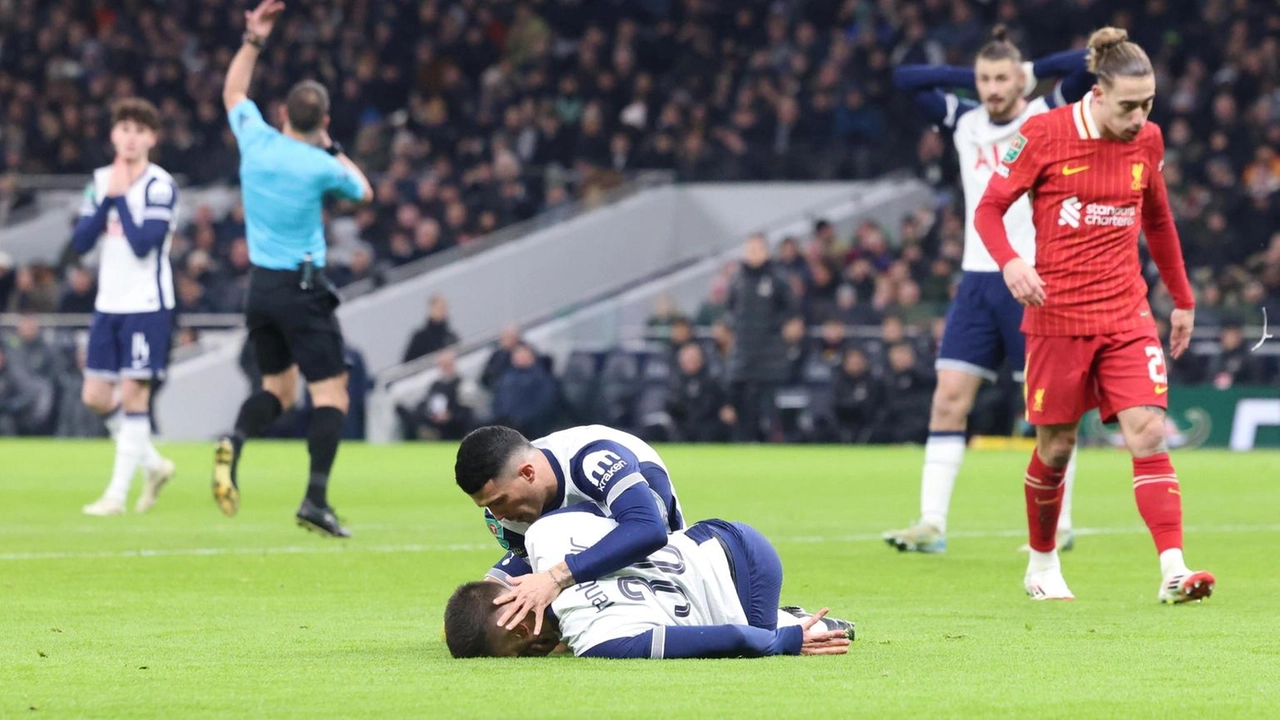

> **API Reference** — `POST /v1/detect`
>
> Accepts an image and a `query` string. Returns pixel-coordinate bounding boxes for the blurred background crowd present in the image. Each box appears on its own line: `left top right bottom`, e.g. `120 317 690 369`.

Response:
0 0 1275 439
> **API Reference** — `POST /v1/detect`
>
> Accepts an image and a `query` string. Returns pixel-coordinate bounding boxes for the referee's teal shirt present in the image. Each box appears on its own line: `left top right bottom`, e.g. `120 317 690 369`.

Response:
228 99 365 269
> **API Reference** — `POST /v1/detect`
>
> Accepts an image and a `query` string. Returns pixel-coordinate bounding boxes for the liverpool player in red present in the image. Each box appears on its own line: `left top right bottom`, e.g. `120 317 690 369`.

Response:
975 27 1214 603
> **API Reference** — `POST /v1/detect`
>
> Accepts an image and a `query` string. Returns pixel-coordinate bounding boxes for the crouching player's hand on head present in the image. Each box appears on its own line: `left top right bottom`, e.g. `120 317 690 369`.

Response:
493 562 574 635
800 608 851 656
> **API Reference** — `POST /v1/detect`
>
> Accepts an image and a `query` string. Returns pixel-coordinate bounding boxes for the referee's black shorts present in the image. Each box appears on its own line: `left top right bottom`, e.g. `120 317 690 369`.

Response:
245 266 346 382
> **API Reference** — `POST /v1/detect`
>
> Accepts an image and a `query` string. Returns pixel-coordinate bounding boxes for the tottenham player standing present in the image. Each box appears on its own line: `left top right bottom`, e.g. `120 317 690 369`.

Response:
884 28 1093 554
71 98 178 516
976 28 1214 603
454 424 686 633
443 510 852 659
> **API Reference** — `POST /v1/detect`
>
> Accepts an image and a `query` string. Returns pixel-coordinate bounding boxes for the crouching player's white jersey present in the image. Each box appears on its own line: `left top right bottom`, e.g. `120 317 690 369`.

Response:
526 510 745 656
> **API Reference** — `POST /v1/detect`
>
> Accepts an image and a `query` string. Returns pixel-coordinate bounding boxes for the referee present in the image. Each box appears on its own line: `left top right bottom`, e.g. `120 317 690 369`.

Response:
213 0 372 537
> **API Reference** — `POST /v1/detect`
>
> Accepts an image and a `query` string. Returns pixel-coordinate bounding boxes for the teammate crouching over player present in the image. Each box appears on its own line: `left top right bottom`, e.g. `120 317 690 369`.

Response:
445 508 853 659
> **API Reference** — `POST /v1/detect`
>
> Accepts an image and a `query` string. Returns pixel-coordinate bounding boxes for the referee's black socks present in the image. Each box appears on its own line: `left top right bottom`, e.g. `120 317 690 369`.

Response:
232 390 284 457
306 406 345 507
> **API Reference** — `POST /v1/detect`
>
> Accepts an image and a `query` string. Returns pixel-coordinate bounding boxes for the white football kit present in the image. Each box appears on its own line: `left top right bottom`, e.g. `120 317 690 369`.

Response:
78 163 179 380
526 511 746 657
485 424 685 583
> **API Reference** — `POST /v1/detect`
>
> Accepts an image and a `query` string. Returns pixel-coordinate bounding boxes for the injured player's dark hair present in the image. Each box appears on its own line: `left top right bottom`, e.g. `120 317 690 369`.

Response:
443 581 507 658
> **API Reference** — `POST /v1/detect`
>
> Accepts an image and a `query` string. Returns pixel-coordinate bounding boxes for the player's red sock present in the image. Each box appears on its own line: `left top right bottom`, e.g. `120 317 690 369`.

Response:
1024 451 1067 553
1133 453 1183 554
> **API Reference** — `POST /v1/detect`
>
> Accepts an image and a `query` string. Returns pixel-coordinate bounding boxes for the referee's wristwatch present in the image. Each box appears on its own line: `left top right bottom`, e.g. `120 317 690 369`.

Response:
324 141 344 157
243 31 265 49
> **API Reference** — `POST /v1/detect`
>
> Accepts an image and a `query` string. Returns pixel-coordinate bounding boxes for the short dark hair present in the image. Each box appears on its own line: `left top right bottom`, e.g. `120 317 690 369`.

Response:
454 425 532 494
444 581 505 658
111 98 160 131
285 80 330 134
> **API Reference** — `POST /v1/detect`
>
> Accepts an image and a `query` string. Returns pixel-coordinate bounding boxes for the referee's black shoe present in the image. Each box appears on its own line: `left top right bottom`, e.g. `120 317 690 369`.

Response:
296 498 351 538
212 437 240 517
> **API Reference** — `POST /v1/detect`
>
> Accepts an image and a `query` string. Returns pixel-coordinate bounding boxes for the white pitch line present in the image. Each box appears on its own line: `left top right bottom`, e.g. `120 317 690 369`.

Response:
1 524 1277 562
778 523 1280 544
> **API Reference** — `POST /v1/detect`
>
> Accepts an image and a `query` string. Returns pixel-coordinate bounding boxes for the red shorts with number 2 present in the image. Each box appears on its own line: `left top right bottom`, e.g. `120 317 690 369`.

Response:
1024 327 1169 426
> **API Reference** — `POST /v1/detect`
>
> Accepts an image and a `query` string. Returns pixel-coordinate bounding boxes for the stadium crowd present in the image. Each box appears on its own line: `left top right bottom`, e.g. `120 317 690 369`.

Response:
0 0 1276 438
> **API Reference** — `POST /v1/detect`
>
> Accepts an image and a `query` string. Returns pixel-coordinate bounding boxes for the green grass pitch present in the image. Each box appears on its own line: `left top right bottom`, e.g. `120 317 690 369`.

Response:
3 440 1279 718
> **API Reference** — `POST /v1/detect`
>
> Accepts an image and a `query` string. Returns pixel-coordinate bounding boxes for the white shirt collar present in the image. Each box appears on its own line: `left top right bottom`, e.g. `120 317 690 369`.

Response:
1073 93 1103 140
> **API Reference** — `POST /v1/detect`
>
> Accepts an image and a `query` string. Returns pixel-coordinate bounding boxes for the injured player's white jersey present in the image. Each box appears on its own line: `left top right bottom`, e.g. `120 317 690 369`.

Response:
526 509 745 656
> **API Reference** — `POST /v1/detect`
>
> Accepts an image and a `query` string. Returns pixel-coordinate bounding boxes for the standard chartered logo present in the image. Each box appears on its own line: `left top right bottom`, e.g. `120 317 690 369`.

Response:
1058 196 1082 228
1058 196 1136 229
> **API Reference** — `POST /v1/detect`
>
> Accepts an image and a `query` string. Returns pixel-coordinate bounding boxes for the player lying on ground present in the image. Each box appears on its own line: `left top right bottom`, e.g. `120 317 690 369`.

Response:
884 28 1092 554
975 27 1214 603
445 507 853 659
71 97 178 516
455 424 688 631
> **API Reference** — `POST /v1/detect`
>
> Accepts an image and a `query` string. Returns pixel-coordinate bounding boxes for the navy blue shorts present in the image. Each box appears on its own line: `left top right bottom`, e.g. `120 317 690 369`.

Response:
936 271 1026 382
85 310 173 381
687 519 783 631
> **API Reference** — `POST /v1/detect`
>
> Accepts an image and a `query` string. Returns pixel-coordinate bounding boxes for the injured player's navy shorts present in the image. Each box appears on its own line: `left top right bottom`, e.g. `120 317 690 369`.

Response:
685 519 783 631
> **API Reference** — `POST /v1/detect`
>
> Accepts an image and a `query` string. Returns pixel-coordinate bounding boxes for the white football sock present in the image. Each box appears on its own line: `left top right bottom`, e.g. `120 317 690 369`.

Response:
919 432 966 533
1059 444 1078 531
1159 549 1188 578
101 406 124 440
103 414 150 505
1028 548 1060 574
142 431 164 472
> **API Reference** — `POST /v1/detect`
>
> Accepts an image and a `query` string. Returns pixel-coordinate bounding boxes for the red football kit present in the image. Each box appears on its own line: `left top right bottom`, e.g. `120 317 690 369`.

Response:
975 94 1195 425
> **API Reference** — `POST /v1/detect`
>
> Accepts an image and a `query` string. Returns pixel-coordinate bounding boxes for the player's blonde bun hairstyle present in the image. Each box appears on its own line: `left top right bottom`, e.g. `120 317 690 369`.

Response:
977 23 1022 63
1086 27 1153 86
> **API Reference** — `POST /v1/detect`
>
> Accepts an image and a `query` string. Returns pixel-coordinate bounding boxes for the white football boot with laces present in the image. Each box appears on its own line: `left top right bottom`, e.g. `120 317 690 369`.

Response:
1158 570 1215 604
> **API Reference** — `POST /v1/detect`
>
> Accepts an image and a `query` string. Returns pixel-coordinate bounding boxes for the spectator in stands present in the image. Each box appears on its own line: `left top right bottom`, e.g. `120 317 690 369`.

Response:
666 343 733 444
6 264 60 313
491 342 558 439
58 267 97 314
831 283 882 327
56 342 106 438
646 294 682 331
7 315 63 380
694 273 731 326
403 294 460 364
668 316 695 356
0 346 38 436
397 348 474 441
708 319 735 374
804 260 840 323
1206 321 1266 388
177 275 217 314
725 233 798 442
816 319 848 367
893 280 934 330
481 324 522 390
0 252 14 310
880 343 933 444
775 236 808 282
781 316 809 385
832 348 885 445
328 246 375 289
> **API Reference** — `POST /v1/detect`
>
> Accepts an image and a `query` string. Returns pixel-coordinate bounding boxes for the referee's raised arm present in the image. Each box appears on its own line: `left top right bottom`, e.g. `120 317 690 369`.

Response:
211 0 371 538
222 0 373 202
